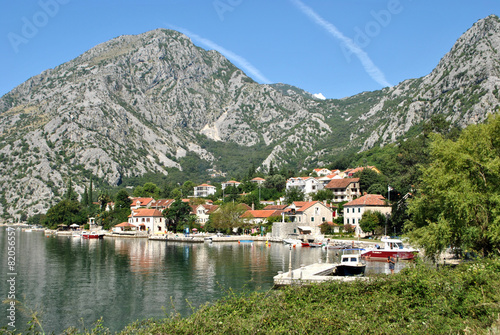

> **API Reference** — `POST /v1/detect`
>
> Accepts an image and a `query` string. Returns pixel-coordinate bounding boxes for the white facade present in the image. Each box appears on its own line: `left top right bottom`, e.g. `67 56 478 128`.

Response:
221 181 241 190
286 177 324 198
194 184 217 197
128 209 165 233
343 194 392 237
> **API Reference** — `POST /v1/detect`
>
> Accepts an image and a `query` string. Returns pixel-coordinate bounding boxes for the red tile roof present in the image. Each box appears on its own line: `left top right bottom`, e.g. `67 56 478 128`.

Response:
263 205 288 210
152 199 174 208
344 194 387 207
325 178 360 189
241 210 283 218
129 208 163 217
130 197 154 207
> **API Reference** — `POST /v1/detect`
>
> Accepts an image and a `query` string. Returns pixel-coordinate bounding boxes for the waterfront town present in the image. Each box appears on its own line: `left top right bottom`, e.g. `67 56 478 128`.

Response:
25 166 394 245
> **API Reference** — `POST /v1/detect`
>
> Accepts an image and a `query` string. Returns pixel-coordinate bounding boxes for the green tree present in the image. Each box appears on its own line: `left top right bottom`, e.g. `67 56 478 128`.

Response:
263 174 286 192
354 168 386 195
97 192 112 212
163 199 193 232
312 189 334 202
64 178 78 201
210 203 247 234
89 178 94 204
284 187 305 204
359 210 386 235
44 199 86 229
115 189 132 209
81 186 89 207
28 213 46 226
405 115 500 260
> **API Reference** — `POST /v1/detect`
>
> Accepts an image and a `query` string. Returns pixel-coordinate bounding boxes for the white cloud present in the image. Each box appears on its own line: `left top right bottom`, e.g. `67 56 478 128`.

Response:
313 93 326 100
168 25 271 84
290 0 392 88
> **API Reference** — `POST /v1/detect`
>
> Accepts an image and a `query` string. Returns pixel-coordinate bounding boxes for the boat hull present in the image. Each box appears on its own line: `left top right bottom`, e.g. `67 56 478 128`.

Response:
361 250 417 260
301 242 323 247
335 264 366 276
82 234 104 239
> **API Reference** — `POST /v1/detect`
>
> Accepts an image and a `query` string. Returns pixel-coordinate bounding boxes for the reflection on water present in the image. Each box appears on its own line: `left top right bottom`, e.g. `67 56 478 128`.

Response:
0 229 409 333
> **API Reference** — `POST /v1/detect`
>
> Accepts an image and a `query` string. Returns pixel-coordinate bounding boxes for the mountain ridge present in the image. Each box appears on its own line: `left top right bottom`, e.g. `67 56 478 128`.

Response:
1 16 499 220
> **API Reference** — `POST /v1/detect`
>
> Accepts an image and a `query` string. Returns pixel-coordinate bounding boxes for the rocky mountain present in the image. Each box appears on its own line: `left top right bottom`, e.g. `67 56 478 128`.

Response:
1 15 499 220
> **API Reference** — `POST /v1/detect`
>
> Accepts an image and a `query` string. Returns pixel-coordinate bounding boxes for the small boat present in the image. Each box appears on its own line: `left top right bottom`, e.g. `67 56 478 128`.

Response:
81 231 104 239
283 239 301 246
334 250 366 276
361 236 418 260
301 242 324 247
72 231 81 238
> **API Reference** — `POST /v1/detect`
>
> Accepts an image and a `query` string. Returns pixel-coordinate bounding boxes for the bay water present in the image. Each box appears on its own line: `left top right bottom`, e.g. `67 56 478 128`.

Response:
0 228 404 333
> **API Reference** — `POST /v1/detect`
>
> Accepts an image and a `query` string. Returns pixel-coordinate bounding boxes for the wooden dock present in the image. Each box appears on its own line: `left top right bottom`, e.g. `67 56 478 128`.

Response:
273 263 368 287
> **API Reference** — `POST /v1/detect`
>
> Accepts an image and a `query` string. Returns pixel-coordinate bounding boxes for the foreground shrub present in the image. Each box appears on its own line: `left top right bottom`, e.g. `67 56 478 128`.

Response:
118 258 500 334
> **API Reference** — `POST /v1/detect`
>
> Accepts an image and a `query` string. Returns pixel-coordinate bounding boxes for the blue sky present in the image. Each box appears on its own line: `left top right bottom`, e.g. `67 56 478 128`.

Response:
1 1 499 99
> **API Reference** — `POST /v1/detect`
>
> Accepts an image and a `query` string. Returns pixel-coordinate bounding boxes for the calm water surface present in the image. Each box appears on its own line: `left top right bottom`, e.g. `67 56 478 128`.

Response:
0 228 407 333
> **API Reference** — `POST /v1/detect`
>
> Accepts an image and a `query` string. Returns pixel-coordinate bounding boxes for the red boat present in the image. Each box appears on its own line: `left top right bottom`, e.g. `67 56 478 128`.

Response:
301 242 324 247
81 231 104 239
361 236 418 260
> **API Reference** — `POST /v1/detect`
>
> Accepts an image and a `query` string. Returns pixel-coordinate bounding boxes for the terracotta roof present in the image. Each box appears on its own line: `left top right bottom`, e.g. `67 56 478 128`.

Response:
241 210 283 218
116 222 136 227
344 194 387 207
237 203 252 211
325 178 360 189
129 208 163 217
196 204 219 213
296 201 321 212
263 205 288 210
251 177 266 181
197 184 215 187
130 197 154 207
152 199 174 208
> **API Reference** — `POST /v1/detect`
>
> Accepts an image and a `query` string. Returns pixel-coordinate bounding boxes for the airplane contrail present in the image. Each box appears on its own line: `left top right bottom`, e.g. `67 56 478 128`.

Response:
169 25 272 85
291 0 392 88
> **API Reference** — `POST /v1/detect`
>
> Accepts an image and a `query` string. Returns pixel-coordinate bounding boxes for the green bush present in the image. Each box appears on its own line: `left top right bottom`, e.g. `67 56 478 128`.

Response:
114 258 500 334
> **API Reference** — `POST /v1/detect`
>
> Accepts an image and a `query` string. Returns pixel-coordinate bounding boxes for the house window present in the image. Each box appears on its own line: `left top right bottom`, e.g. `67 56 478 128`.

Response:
322 217 326 222
311 217 314 222
346 208 349 213
358 208 361 213
315 207 320 215
347 219 350 224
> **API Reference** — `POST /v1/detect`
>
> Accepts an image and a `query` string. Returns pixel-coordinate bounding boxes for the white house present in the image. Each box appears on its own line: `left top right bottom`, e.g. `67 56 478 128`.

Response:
343 194 392 237
128 208 165 234
272 201 333 239
250 177 266 185
311 168 333 177
193 204 219 225
325 178 361 203
194 184 217 197
286 177 324 198
221 180 241 190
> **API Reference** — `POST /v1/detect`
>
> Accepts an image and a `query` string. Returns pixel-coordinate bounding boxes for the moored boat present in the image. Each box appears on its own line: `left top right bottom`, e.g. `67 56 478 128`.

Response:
361 236 418 260
301 242 324 247
334 250 366 276
81 231 104 239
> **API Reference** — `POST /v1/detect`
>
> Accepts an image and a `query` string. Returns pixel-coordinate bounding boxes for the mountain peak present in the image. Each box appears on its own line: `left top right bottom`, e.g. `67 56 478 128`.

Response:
1 16 500 220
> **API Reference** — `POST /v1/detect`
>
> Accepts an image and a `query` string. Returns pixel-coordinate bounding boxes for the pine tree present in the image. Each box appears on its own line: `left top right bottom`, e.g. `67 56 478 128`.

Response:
89 178 93 205
82 186 89 207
